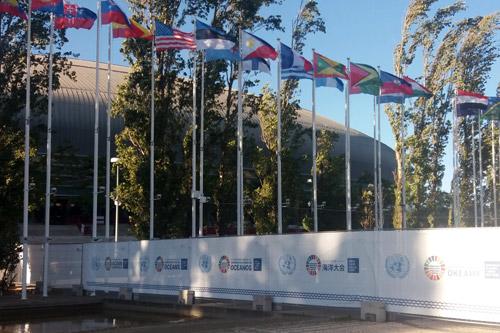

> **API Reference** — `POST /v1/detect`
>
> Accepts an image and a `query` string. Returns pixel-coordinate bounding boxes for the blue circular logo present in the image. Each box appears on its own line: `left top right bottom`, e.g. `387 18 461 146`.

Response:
385 254 410 279
199 254 212 273
278 254 296 275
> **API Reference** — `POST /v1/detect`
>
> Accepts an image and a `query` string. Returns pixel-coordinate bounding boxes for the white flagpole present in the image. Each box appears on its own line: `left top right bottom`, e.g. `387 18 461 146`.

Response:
345 58 351 230
452 92 460 226
373 96 379 229
491 121 497 226
149 12 155 240
237 29 244 235
277 40 283 234
42 13 55 298
191 50 197 238
92 0 101 241
21 0 33 300
311 50 318 232
198 51 205 237
105 24 112 240
478 113 485 227
472 120 478 227
401 102 407 229
377 91 383 228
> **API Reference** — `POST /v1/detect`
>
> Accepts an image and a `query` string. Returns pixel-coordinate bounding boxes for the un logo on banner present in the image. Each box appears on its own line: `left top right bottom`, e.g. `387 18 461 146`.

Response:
385 254 410 278
92 256 101 271
140 257 150 273
278 254 296 275
306 255 321 276
199 255 212 273
155 256 164 272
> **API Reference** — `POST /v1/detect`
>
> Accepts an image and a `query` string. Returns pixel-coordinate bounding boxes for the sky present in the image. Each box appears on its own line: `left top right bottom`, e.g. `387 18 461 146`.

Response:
61 0 500 192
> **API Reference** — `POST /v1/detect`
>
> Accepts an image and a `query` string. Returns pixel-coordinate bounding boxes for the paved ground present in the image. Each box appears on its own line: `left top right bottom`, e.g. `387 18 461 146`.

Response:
1 294 499 333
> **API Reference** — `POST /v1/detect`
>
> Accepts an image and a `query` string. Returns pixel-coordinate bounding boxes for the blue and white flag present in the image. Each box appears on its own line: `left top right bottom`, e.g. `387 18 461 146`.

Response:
242 57 271 74
205 48 240 62
195 20 235 50
280 43 313 80
315 77 344 92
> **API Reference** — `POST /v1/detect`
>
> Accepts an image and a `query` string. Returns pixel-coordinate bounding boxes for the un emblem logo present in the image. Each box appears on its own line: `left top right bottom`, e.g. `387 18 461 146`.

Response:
278 254 296 275
385 254 410 279
199 254 212 273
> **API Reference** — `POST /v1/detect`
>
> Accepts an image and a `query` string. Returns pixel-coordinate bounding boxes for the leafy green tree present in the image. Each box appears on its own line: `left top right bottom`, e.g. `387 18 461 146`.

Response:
0 10 73 290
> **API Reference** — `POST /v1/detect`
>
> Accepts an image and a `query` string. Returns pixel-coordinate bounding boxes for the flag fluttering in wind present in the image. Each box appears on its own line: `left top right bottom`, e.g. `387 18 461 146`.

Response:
55 4 96 30
101 0 127 25
32 0 63 13
154 20 195 50
481 97 500 120
315 77 344 91
349 63 380 96
403 76 432 98
204 47 240 62
242 57 271 74
112 18 151 39
195 20 235 50
313 52 348 80
379 70 412 104
241 31 277 60
280 43 313 80
455 89 489 117
0 0 27 19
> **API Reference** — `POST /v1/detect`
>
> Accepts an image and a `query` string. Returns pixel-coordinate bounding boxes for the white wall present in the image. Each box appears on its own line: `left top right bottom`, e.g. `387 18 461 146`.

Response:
82 228 500 322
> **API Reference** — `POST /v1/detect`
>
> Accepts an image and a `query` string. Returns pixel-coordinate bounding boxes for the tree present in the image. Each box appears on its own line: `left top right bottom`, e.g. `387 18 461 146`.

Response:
359 184 375 230
390 0 498 228
0 10 73 291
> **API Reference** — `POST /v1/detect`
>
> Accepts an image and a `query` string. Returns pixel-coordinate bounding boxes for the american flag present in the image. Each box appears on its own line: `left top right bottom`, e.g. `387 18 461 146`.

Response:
155 20 196 51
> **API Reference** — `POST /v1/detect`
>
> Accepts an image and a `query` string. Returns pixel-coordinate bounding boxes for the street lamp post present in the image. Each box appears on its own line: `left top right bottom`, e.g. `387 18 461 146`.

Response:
111 157 120 242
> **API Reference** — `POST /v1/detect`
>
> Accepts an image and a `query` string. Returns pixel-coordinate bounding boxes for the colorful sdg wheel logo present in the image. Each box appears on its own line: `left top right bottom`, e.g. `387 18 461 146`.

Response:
424 256 445 281
155 256 164 272
219 255 231 273
306 255 321 276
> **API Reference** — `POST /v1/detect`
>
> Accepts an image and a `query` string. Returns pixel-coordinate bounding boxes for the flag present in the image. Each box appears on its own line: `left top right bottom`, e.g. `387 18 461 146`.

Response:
349 63 380 96
154 20 195 50
379 70 413 104
55 4 96 30
313 52 348 80
481 97 500 120
241 31 277 60
242 57 270 74
101 0 128 25
455 89 489 117
280 42 313 80
32 0 63 13
204 47 240 62
403 76 432 98
315 77 344 92
195 20 235 50
112 18 151 39
0 0 27 19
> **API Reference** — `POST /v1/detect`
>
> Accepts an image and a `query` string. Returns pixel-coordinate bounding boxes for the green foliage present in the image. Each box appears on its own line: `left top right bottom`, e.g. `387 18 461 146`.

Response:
359 184 375 230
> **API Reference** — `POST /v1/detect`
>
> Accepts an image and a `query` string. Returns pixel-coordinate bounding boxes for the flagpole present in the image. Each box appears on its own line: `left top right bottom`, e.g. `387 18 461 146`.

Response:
42 12 55 298
105 23 112 240
373 96 379 229
92 0 101 241
191 49 197 238
149 10 155 240
472 120 478 227
377 89 383 228
198 50 205 237
345 58 351 231
401 102 406 229
21 0 33 301
276 39 283 234
491 121 497 226
452 90 460 226
311 49 318 232
478 113 485 227
236 29 243 236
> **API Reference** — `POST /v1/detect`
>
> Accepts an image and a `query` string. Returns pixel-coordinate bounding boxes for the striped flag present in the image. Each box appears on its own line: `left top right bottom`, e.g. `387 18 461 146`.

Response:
155 20 195 51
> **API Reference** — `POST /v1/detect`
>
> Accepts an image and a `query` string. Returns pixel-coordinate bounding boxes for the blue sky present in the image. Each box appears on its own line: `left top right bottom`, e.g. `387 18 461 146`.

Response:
62 0 500 192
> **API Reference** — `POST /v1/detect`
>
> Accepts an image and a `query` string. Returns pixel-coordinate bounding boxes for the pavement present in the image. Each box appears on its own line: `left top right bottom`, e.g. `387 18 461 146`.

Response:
1 294 499 332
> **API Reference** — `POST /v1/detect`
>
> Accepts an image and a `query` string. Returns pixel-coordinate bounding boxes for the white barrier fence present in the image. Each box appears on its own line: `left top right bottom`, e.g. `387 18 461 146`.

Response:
82 228 500 322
